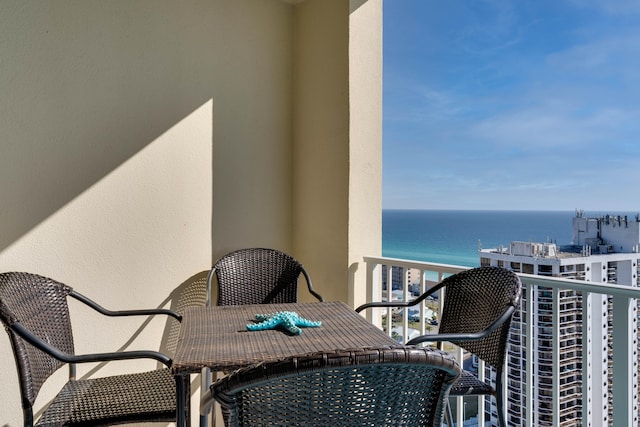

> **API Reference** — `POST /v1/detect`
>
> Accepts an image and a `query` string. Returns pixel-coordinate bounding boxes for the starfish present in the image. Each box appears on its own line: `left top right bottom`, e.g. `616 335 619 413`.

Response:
246 311 322 335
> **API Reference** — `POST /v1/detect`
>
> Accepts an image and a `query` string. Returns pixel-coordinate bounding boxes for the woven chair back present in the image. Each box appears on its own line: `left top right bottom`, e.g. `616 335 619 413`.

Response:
213 248 304 305
0 272 75 409
213 347 460 427
437 266 522 370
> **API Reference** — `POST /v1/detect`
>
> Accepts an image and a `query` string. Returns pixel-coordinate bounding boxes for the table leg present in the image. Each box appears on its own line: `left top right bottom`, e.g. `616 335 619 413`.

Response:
200 367 211 427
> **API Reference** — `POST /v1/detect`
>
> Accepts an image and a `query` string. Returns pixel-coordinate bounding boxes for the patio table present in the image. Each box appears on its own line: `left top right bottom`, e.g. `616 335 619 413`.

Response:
171 301 399 427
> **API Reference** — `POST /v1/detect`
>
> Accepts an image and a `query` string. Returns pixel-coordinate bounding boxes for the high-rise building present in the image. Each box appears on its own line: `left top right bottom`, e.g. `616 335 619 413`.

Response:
382 265 422 294
478 211 640 426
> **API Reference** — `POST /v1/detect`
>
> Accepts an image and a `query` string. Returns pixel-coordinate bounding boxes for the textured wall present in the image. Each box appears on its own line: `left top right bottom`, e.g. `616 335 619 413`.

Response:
0 0 381 424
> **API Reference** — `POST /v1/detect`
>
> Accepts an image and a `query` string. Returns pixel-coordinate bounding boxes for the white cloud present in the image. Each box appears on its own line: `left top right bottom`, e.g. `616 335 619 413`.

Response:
468 106 639 149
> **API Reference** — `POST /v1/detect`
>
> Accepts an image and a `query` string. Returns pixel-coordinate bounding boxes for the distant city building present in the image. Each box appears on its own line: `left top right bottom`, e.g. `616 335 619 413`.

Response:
382 265 421 293
382 265 404 291
479 210 640 427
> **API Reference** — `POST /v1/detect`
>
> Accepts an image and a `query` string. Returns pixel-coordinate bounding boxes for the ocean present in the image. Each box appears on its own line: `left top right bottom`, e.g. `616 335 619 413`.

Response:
382 210 615 268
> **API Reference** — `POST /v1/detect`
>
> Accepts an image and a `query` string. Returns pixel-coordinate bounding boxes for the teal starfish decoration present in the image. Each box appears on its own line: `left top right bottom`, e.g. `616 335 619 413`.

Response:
246 311 322 335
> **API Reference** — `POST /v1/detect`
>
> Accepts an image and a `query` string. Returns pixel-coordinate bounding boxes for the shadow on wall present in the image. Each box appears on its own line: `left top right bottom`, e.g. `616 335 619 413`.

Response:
351 0 369 12
0 1 217 252
62 270 210 384
160 270 210 357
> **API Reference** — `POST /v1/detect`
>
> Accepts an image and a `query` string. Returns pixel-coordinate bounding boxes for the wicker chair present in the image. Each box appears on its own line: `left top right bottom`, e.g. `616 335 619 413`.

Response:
201 346 461 427
207 248 323 306
356 266 522 427
0 272 189 427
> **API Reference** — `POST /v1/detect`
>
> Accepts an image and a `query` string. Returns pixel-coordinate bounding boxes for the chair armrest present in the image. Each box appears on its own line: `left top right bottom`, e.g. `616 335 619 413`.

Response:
10 321 173 367
407 331 489 346
355 281 446 313
301 268 323 302
406 305 516 346
70 290 182 321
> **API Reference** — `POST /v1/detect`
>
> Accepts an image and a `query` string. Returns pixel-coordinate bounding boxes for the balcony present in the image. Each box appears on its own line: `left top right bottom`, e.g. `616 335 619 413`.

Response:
362 256 640 427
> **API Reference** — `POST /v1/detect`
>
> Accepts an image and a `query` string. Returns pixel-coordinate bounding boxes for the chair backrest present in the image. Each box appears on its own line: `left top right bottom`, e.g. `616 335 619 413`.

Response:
210 248 314 306
0 272 75 410
211 346 461 427
437 266 522 371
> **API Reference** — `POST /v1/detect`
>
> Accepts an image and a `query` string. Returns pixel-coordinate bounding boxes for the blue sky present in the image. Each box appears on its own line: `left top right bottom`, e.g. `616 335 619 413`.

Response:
383 0 640 211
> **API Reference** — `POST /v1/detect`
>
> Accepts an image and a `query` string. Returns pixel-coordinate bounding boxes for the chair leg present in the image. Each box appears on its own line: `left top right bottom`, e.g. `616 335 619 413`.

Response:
23 408 34 427
495 373 505 427
176 374 192 427
496 394 506 427
184 375 192 427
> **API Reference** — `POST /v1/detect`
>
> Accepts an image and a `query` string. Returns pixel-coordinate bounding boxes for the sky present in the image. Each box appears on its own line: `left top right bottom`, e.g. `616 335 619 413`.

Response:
383 0 640 212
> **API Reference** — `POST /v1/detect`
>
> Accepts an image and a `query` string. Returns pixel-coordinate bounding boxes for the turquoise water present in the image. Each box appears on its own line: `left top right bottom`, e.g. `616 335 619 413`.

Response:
382 210 578 267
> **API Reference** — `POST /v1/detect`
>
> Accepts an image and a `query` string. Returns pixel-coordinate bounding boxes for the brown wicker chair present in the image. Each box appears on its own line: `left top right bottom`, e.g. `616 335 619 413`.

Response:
204 247 325 425
0 272 189 427
201 346 461 427
356 266 522 427
207 248 323 306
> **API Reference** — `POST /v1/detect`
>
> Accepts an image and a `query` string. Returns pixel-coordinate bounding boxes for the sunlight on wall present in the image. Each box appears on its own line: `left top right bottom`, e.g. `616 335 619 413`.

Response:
0 100 212 426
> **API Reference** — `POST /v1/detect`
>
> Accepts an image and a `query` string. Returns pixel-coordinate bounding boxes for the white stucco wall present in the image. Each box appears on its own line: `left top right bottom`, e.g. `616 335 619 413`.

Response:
348 0 383 308
0 0 296 424
210 0 296 258
0 0 382 424
292 0 382 304
292 0 350 304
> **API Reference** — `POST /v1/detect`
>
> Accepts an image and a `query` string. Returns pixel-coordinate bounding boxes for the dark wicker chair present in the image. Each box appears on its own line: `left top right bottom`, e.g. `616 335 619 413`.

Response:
0 272 189 427
201 346 461 427
204 247 325 424
356 266 522 427
207 248 323 306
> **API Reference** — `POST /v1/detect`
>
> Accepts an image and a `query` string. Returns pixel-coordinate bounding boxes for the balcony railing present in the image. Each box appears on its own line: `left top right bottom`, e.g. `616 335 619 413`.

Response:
363 256 640 427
